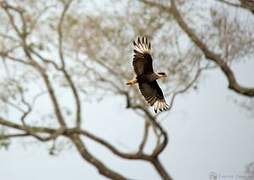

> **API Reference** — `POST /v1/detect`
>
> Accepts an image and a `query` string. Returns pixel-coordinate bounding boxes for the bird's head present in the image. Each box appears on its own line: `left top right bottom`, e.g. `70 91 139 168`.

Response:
157 72 167 79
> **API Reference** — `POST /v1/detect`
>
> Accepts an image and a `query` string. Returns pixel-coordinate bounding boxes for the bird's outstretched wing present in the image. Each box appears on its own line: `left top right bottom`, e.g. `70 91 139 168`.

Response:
132 37 154 76
138 81 170 113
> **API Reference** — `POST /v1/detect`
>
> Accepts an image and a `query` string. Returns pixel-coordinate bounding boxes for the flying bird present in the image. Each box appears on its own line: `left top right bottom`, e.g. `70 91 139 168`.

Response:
126 37 170 113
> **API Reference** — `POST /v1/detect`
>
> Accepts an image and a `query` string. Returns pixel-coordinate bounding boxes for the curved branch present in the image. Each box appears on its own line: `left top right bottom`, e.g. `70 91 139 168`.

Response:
2 1 67 127
57 0 73 69
217 0 243 9
141 0 254 97
0 116 55 134
239 0 254 14
28 48 82 128
170 0 254 97
123 91 169 156
70 134 129 180
80 129 151 160
62 70 82 128
151 158 173 180
151 120 168 157
138 121 149 153
40 72 67 127
0 133 30 140
166 66 202 110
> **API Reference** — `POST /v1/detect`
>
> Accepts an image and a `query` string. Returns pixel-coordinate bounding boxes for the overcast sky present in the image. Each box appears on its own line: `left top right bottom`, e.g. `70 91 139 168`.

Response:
1 59 254 180
1 0 254 179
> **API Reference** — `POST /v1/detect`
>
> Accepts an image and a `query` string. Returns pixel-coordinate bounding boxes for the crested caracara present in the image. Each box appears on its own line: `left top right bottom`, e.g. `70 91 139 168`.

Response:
126 37 170 113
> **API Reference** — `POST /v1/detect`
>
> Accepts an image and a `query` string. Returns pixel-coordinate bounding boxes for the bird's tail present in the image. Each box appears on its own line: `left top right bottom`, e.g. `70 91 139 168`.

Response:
154 99 170 113
133 36 151 54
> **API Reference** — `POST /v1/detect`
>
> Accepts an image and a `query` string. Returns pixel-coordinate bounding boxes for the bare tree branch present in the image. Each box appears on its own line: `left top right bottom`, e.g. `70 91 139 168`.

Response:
0 133 30 140
216 0 243 9
0 116 55 134
165 64 203 110
1 1 67 127
29 43 82 128
70 134 129 180
151 157 173 180
1 1 236 179
80 129 151 160
138 121 149 153
57 0 73 69
217 0 254 14
141 0 254 97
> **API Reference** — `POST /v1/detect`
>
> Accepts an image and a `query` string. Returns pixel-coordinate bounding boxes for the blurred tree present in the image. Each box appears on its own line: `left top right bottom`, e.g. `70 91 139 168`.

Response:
0 0 253 179
245 162 254 180
218 0 254 14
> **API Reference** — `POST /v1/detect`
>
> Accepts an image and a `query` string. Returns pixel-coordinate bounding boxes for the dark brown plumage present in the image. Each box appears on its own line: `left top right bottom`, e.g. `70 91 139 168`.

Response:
127 37 170 113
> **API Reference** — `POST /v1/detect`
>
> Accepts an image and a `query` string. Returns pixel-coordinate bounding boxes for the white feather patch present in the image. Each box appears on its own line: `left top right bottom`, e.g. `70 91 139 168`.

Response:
133 37 151 54
154 99 170 113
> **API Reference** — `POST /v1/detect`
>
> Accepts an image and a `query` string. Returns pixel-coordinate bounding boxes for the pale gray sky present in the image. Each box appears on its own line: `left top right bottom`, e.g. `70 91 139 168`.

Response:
1 60 254 180
1 0 254 179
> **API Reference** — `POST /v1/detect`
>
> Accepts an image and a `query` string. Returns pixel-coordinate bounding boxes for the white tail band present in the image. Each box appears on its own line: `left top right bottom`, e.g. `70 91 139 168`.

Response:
154 100 170 113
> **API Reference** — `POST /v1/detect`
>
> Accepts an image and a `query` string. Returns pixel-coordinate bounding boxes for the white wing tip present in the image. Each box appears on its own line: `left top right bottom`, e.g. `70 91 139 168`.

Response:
154 100 170 113
133 36 151 54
